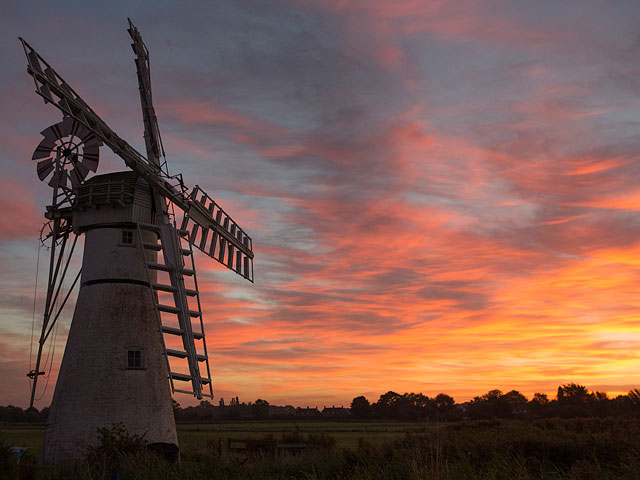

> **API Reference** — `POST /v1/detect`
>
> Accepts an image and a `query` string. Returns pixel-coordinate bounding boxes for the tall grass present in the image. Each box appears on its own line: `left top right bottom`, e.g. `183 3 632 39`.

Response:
3 418 639 479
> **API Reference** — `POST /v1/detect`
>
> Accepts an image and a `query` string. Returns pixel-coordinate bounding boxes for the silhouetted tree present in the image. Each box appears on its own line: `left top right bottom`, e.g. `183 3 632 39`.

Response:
528 393 549 417
434 393 455 419
628 389 640 408
613 394 634 416
557 383 590 405
403 393 432 420
374 391 402 419
0 405 27 422
350 396 371 419
24 407 40 423
0 405 49 423
252 399 270 419
469 390 511 419
589 391 610 417
532 393 548 405
503 390 528 417
556 383 591 417
39 406 49 422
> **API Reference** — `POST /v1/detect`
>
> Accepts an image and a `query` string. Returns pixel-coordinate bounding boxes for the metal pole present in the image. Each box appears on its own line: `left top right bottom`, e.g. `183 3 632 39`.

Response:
28 149 62 408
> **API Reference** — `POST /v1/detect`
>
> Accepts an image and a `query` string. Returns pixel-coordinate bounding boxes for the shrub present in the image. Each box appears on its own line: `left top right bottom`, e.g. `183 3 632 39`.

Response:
85 422 147 465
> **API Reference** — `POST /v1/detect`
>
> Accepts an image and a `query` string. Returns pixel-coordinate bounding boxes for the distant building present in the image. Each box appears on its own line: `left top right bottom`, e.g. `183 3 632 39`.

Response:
296 406 320 417
322 406 350 417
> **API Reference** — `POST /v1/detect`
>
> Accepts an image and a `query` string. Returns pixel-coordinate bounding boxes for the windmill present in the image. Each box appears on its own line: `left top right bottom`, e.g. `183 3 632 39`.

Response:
20 19 254 461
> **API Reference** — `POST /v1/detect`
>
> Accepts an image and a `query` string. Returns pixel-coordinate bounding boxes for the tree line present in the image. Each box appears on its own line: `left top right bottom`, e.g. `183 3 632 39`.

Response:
3 384 640 423
350 384 640 420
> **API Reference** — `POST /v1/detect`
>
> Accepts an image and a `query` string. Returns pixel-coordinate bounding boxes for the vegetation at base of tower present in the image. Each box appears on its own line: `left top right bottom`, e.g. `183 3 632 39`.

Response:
85 422 148 465
2 418 640 479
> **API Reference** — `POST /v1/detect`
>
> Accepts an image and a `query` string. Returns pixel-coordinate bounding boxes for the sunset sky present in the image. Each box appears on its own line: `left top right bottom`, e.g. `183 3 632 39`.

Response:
2 1 640 409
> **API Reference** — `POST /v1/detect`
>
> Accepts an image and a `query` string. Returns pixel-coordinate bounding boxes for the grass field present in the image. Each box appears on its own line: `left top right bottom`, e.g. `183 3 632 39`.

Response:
0 420 426 453
2 418 640 479
178 420 430 450
0 424 43 452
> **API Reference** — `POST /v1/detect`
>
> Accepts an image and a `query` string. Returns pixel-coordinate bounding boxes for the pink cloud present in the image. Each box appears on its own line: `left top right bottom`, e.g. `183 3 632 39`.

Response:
160 99 288 135
293 0 571 72
0 180 42 240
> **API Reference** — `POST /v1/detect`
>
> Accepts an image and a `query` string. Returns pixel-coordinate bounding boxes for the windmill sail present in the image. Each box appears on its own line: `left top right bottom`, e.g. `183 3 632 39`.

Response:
127 18 163 168
181 186 254 280
19 37 254 281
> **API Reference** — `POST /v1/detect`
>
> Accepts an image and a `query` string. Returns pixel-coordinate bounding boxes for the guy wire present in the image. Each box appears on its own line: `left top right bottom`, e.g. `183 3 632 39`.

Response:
28 239 42 392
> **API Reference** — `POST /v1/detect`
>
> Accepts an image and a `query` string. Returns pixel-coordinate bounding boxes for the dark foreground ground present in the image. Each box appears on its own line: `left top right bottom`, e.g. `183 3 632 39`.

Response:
2 418 640 479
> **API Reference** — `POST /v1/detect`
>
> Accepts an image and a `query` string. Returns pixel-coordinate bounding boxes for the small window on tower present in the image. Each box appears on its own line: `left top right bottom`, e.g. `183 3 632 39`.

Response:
122 230 134 245
126 348 144 369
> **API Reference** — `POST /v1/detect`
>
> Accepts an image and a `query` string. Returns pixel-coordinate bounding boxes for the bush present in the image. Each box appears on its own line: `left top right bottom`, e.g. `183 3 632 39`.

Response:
280 425 305 444
85 422 147 465
307 432 336 449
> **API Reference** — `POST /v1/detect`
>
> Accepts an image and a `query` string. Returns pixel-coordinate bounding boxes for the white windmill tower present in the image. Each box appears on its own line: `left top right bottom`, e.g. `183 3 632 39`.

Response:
21 20 254 462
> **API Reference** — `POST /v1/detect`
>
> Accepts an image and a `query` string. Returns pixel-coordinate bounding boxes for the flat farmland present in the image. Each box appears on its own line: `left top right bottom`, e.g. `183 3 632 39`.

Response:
178 420 431 449
0 424 43 452
3 419 639 478
0 420 431 452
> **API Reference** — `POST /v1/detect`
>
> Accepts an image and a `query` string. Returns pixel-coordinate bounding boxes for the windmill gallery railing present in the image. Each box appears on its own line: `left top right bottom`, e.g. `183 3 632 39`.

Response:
74 178 137 208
